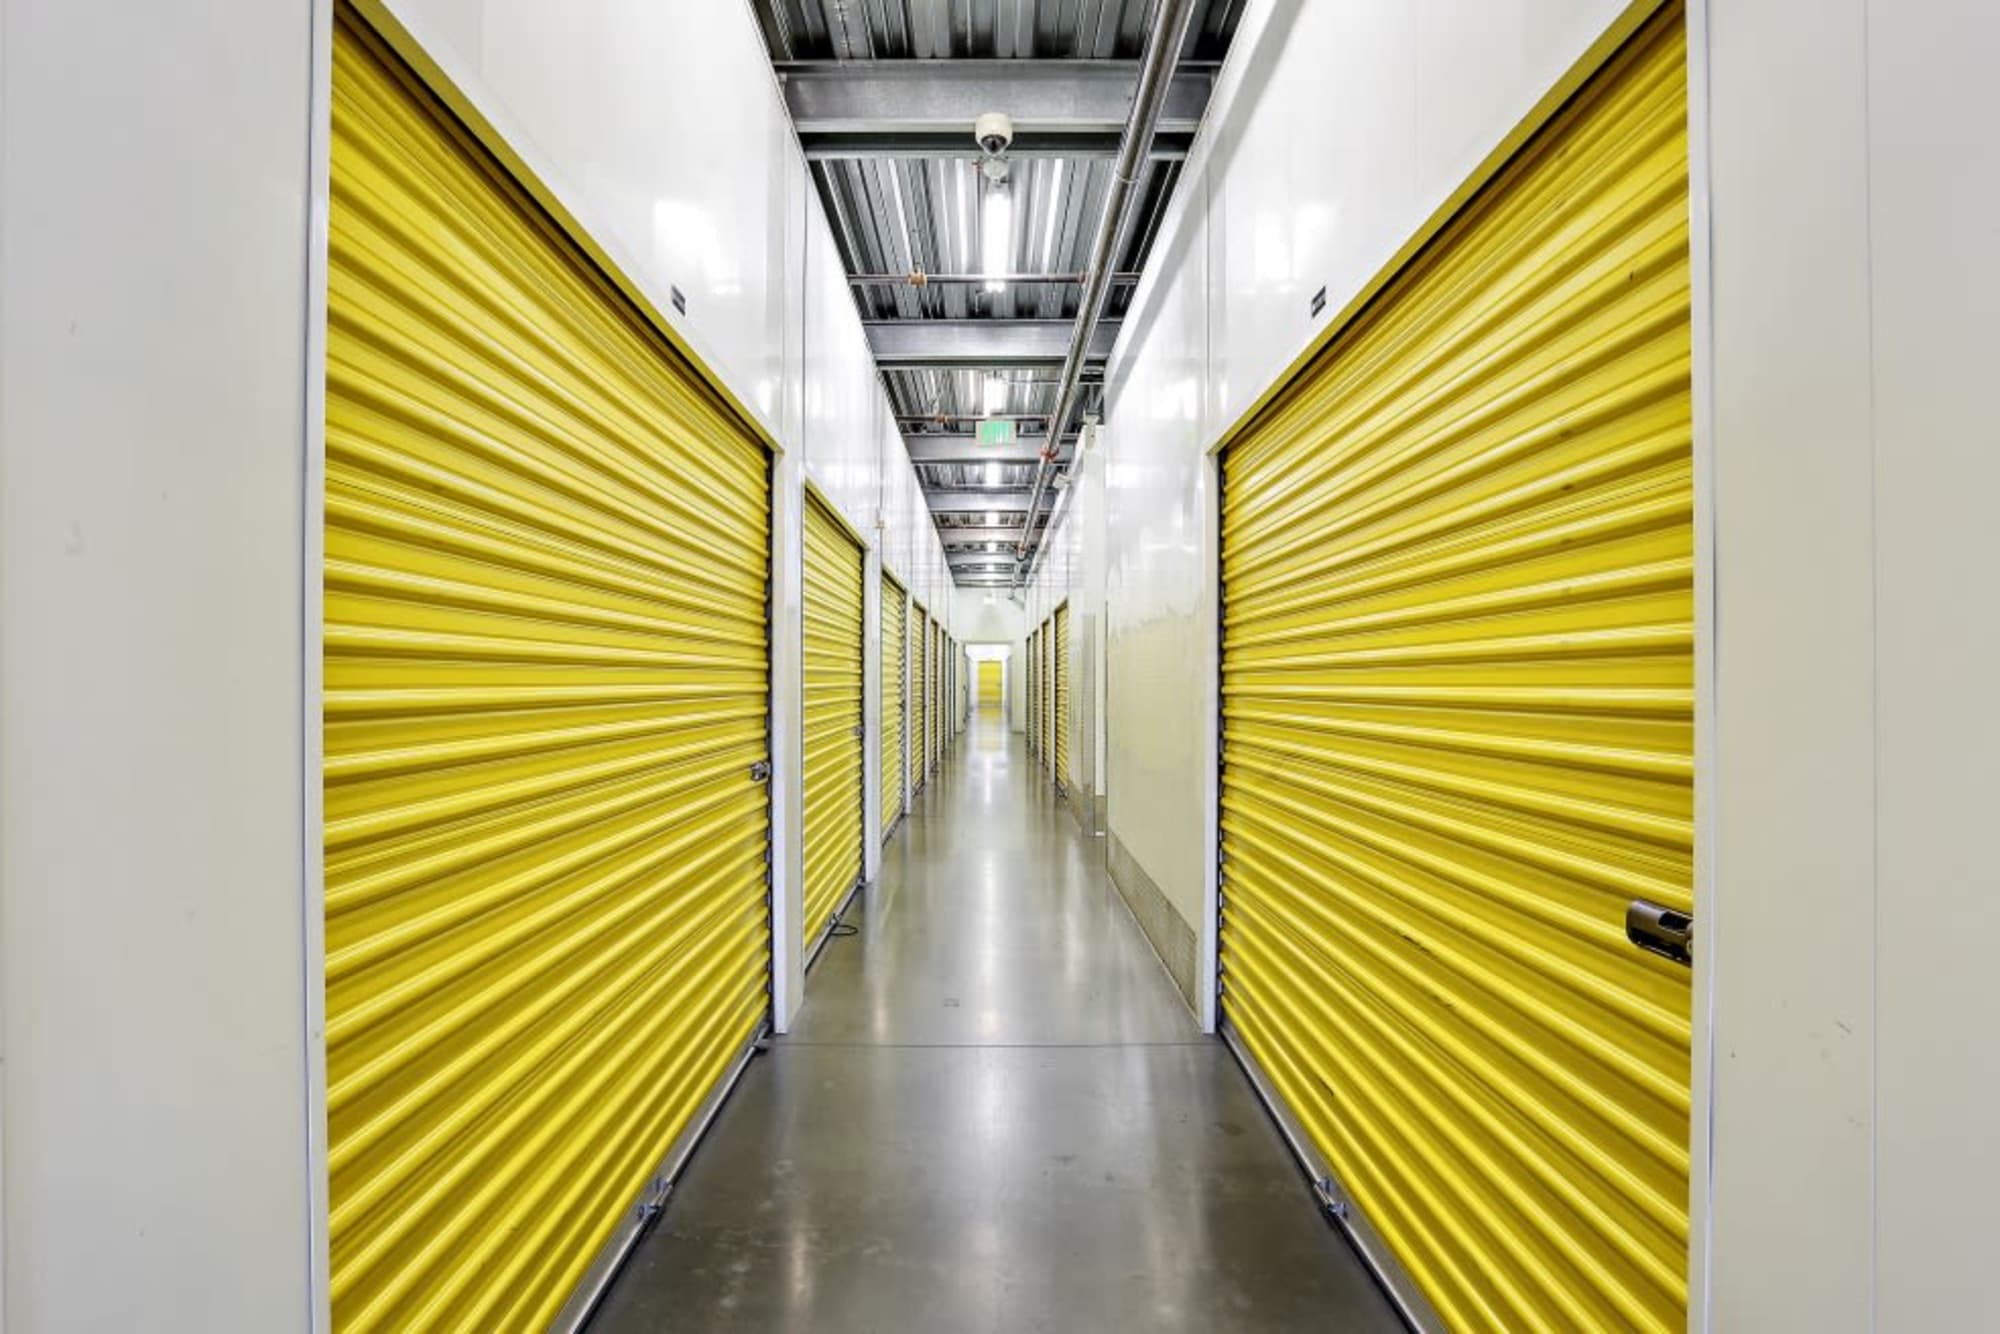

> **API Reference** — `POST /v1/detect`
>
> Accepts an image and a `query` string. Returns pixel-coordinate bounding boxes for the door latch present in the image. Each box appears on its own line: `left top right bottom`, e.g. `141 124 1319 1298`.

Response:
1626 899 1693 967
749 760 772 783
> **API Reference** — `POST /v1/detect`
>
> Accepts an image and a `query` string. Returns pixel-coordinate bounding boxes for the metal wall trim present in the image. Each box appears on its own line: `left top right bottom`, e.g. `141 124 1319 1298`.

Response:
1682 3 1718 1320
1198 439 1222 1036
550 1027 767 1333
1220 1019 1445 1334
301 3 339 1329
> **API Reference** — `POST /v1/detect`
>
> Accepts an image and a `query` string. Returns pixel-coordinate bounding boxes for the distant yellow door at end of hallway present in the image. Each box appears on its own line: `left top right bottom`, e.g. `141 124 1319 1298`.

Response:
977 659 1002 707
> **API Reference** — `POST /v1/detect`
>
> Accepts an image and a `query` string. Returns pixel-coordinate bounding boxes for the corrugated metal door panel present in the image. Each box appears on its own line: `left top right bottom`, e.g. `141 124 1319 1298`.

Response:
1218 10 1691 1333
930 622 940 766
1040 628 1056 772
1054 604 1071 790
909 606 927 793
325 15 771 1333
881 575 906 835
802 494 864 948
979 659 1002 706
1026 630 1037 752
1041 621 1054 776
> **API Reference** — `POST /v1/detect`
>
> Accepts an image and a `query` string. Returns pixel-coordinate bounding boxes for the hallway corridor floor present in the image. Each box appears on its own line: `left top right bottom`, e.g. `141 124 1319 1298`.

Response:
590 712 1401 1332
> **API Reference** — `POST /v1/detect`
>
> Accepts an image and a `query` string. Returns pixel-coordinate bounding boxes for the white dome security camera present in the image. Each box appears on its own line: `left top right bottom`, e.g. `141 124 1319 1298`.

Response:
974 111 1014 157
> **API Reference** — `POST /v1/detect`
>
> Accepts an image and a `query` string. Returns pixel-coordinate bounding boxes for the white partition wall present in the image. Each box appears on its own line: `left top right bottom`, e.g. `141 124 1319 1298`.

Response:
0 2 321 1328
2 0 956 1324
1702 0 2000 1327
1086 0 2000 1323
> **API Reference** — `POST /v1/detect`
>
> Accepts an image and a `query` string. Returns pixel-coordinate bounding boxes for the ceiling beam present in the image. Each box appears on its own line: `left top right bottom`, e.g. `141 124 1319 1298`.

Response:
906 436 1072 466
925 489 1035 514
937 522 1032 545
947 542 1021 556
779 60 1209 160
934 518 1035 533
866 319 1119 371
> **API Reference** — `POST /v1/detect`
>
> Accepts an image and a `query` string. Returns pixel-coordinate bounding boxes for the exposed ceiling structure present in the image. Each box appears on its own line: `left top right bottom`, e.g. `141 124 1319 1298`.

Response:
750 0 1243 588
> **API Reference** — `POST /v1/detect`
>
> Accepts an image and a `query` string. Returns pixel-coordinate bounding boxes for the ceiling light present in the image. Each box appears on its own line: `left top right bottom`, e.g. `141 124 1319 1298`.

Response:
985 460 1002 487
1040 160 1066 267
986 510 999 526
981 182 1012 292
984 373 1007 417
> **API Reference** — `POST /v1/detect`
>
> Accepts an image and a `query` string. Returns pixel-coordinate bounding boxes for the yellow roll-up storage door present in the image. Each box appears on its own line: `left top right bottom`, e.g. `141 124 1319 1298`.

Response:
1217 10 1691 1332
909 605 927 794
1040 621 1054 776
1026 630 1038 753
324 15 772 1332
881 574 906 836
978 659 1002 707
1054 604 1071 791
802 493 864 949
927 618 941 772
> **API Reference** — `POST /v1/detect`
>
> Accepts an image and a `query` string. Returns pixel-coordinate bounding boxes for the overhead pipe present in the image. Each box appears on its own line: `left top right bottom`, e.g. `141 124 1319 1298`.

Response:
1012 0 1199 580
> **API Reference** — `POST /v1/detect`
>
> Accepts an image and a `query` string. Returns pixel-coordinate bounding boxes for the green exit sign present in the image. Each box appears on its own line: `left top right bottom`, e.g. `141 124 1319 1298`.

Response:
976 419 1016 446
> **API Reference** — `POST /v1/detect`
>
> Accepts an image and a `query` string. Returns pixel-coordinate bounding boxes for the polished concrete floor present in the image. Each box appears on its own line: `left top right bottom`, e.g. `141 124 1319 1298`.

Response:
590 711 1401 1333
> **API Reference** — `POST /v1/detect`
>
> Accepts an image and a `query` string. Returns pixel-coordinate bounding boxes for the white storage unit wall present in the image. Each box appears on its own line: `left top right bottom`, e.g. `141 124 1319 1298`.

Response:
1085 0 2000 1326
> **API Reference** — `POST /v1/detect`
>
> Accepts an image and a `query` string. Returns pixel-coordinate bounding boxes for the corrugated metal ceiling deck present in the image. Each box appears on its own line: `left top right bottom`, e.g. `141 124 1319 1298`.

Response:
751 0 1242 584
753 0 1241 61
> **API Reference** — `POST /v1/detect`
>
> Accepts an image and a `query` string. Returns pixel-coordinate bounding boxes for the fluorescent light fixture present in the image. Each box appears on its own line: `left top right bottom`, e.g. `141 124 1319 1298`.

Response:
983 373 1007 417
985 460 1002 487
1040 160 1065 267
956 163 974 273
982 182 1012 292
986 510 999 526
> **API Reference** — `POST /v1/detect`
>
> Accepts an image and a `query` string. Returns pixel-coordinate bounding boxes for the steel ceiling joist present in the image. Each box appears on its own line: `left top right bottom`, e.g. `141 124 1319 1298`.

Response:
904 436 1071 465
866 319 1119 370
943 531 1027 547
781 61 1208 159
926 489 1036 514
936 517 1038 536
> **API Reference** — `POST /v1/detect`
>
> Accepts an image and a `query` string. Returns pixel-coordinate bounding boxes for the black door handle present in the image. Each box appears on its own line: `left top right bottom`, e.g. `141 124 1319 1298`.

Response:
1626 899 1693 967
